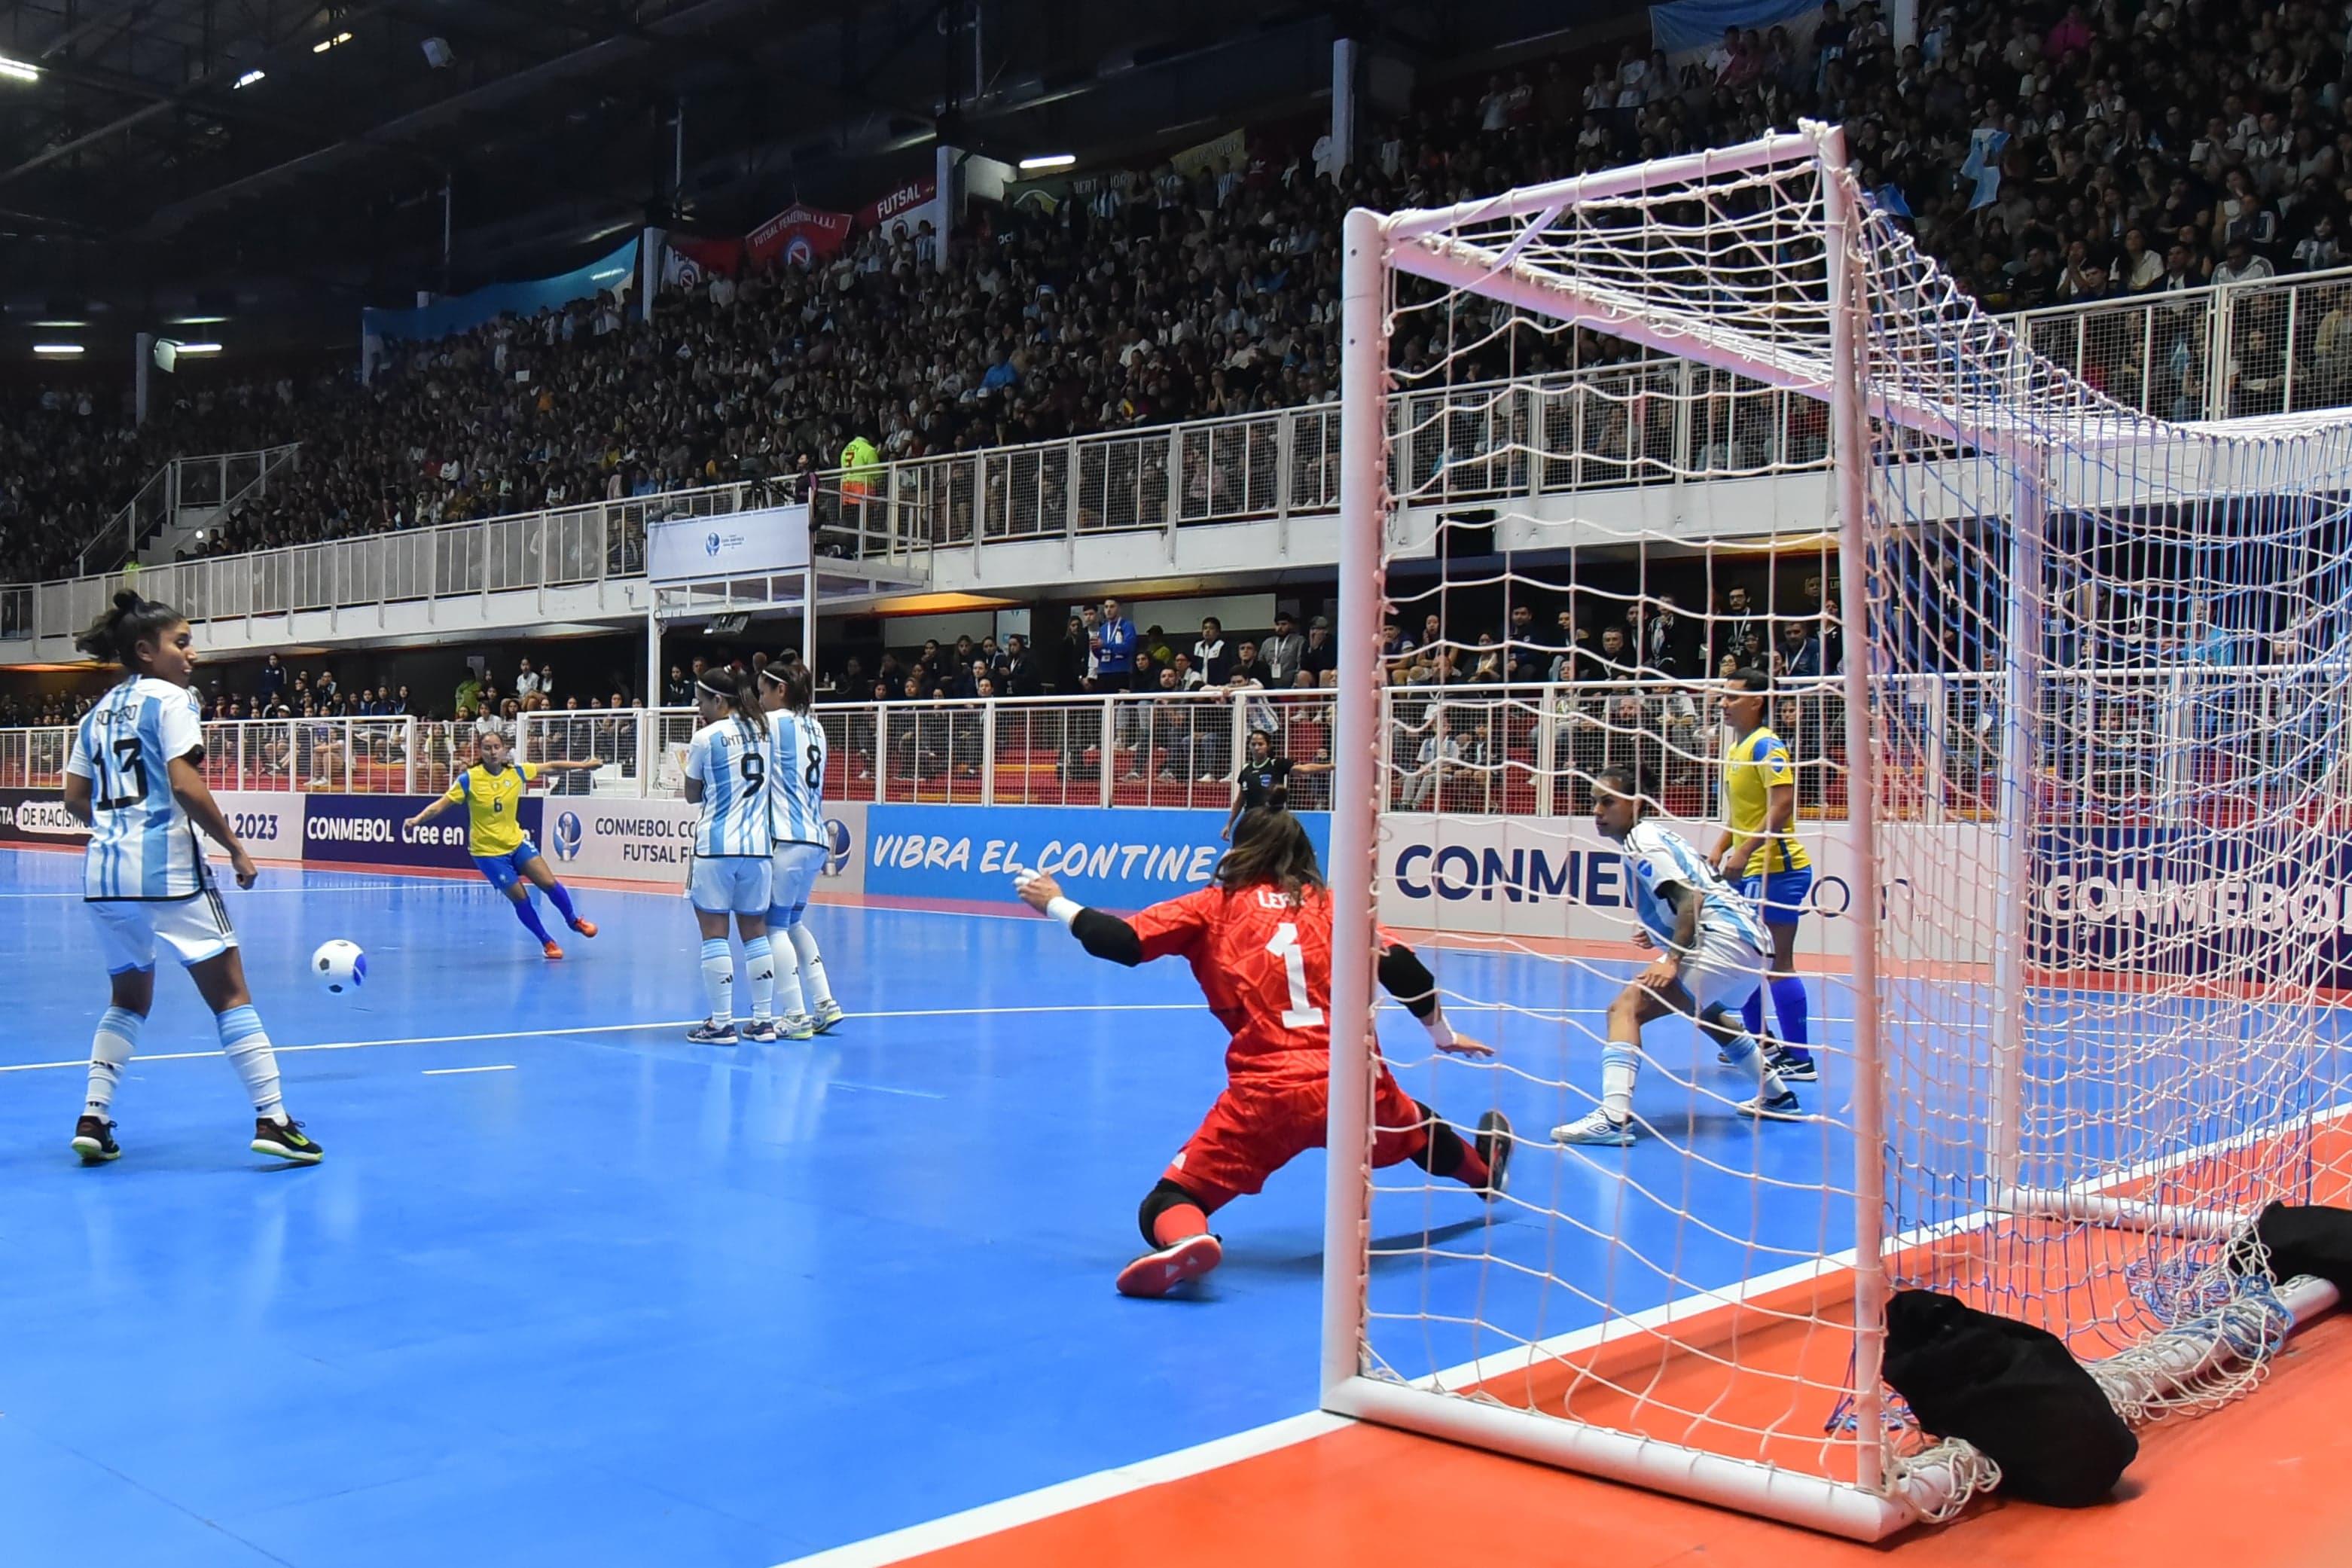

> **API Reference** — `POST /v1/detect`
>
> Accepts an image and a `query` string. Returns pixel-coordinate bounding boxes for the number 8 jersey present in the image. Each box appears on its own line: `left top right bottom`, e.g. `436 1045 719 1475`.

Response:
685 715 776 858
766 709 828 847
66 676 211 901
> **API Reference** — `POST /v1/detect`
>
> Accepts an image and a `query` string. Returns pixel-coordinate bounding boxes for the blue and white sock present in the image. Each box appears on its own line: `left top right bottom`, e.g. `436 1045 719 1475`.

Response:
1600 1042 1642 1124
1716 1028 1789 1100
85 1005 144 1115
216 1004 286 1121
786 923 833 1007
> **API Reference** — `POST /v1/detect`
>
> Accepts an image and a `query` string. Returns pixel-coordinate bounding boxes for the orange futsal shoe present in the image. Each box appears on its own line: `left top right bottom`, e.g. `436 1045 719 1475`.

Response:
541 941 566 960
570 918 598 939
1115 1232 1223 1298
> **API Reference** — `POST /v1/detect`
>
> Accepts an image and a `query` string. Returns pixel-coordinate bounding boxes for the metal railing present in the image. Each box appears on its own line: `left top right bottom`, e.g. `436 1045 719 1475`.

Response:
9 264 2351 642
3 482 779 647
3 664 2334 827
72 444 307 577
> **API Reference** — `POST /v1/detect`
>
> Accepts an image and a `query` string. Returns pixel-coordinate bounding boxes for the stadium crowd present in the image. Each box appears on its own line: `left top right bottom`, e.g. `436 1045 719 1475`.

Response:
8 0 2346 580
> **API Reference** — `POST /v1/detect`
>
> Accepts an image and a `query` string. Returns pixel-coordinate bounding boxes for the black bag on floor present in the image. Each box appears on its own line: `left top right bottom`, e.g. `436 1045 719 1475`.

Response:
2238 1202 2352 1292
1881 1288 2137 1508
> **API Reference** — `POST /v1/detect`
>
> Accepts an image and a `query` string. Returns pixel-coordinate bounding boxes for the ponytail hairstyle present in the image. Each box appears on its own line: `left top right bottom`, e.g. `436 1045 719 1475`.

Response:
698 668 769 737
1213 807 1325 906
755 660 813 713
75 591 186 674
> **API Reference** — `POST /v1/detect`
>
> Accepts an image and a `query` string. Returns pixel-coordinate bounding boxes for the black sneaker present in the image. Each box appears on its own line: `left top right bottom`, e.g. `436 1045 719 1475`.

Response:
252 1118 324 1164
1475 1110 1514 1199
72 1115 120 1164
1767 1046 1820 1083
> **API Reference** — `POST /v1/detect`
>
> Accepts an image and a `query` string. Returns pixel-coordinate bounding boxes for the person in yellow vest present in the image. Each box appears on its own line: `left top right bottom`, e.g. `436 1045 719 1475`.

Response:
839 434 881 508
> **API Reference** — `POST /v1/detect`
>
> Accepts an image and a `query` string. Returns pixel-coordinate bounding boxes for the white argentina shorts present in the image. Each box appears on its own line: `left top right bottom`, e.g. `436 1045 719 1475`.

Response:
768 840 827 924
87 889 237 973
688 855 773 917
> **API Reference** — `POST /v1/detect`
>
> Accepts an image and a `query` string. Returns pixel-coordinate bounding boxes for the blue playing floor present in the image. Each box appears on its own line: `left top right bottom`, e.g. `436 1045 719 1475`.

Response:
0 848 1891 1566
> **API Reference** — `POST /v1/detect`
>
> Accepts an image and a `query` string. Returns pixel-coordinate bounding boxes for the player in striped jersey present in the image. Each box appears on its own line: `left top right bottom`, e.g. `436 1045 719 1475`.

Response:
753 661 843 1042
682 670 777 1045
1552 764 1799 1147
61 592 322 1166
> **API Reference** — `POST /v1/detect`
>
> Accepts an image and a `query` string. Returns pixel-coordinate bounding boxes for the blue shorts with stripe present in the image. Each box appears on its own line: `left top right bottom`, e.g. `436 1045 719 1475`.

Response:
1736 865 1813 927
471 841 541 891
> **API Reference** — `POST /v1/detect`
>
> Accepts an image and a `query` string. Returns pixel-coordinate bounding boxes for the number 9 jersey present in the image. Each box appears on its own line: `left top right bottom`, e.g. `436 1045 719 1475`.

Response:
66 677 211 901
684 715 777 859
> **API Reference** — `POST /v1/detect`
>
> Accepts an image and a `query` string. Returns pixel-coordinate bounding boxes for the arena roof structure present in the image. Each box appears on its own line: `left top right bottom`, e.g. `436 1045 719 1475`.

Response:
0 0 1611 350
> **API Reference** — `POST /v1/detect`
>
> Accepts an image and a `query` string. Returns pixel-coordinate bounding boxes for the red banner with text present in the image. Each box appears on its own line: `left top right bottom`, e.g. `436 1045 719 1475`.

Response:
746 203 853 269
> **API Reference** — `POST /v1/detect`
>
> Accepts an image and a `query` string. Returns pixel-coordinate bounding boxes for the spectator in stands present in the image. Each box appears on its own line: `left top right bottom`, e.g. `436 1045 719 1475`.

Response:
258 654 286 706
1096 598 1137 680
1781 620 1823 678
1170 651 1206 691
1228 639 1271 686
1193 618 1231 684
1301 615 1338 679
1402 708 1464 809
516 657 547 703
1262 612 1304 687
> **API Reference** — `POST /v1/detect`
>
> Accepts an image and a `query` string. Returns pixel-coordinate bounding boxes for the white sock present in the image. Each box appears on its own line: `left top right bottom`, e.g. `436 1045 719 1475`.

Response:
85 1005 143 1115
1716 1029 1789 1100
1600 1042 1641 1124
767 917 807 1018
744 935 776 1022
700 938 734 1025
786 923 833 1007
217 1005 286 1121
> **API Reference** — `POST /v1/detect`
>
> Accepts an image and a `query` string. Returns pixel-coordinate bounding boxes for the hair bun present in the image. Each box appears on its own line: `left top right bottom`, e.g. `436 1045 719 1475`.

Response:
112 590 144 614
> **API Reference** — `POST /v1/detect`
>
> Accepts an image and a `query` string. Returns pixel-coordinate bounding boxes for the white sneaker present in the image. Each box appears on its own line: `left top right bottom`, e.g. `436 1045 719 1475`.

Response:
812 999 846 1033
1551 1109 1637 1147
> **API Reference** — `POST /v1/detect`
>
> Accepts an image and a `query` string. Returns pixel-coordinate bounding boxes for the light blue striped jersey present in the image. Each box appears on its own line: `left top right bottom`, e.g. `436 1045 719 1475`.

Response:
1620 819 1768 956
68 677 210 901
686 715 776 858
766 709 829 847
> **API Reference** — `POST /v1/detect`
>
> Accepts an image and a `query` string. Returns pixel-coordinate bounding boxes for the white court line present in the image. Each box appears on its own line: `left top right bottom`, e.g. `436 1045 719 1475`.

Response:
422 1064 516 1075
0 1002 1203 1075
769 1411 1350 1568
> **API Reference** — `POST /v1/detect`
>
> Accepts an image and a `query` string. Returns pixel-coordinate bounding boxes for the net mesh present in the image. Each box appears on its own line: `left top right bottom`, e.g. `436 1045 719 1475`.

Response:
1342 125 2352 1524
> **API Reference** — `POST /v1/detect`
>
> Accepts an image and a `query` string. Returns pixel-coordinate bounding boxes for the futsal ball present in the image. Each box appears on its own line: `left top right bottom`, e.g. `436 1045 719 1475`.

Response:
312 939 367 995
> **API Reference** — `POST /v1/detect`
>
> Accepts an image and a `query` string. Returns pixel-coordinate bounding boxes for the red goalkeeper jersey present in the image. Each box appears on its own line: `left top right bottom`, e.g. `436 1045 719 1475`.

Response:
1131 882 1362 1084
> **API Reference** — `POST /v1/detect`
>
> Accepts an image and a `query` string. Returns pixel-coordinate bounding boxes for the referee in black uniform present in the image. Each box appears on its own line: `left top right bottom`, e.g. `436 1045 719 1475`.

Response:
1222 728 1327 840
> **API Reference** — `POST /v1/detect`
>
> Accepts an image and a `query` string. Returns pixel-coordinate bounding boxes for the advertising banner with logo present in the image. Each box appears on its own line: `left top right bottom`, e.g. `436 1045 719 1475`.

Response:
2030 827 2352 983
0 786 92 847
211 792 306 864
858 175 938 238
303 794 538 871
864 804 1328 910
661 235 746 288
538 798 866 894
746 203 853 269
647 504 811 584
1373 814 1997 963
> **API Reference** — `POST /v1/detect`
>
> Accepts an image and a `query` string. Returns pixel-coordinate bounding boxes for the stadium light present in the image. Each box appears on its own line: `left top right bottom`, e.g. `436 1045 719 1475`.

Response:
167 315 228 325
171 342 222 355
1018 153 1076 172
234 69 266 89
311 31 352 53
30 318 85 328
0 55 38 84
33 344 84 356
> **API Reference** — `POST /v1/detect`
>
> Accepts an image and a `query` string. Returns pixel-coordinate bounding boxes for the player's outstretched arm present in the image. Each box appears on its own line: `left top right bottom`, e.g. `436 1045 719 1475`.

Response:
533 758 602 779
1377 941 1494 1057
405 795 458 831
168 754 258 889
1012 868 1144 966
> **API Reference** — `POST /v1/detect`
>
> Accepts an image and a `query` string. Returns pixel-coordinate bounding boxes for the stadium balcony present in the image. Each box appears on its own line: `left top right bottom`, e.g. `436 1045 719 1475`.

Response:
3 261 2346 661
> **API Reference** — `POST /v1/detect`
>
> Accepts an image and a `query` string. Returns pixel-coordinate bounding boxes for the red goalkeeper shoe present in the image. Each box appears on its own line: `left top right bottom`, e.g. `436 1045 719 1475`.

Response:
570 918 598 938
541 941 565 960
1115 1232 1222 1298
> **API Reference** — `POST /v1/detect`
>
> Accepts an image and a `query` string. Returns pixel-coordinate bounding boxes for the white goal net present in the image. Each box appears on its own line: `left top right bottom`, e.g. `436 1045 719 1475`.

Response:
1321 124 2352 1538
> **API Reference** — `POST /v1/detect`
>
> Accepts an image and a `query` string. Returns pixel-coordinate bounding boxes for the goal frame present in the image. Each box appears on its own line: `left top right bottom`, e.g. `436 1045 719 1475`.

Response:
1318 122 2014 1540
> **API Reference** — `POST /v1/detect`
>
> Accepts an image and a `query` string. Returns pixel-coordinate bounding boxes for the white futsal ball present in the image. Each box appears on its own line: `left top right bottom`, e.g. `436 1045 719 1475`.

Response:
312 939 368 995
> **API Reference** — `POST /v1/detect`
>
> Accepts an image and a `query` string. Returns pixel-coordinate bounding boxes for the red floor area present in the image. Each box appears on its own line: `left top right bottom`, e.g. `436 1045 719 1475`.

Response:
897 1312 2352 1568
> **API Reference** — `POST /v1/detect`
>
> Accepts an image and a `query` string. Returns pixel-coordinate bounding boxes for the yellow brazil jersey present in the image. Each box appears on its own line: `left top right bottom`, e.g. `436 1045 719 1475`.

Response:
444 761 540 857
1722 727 1811 874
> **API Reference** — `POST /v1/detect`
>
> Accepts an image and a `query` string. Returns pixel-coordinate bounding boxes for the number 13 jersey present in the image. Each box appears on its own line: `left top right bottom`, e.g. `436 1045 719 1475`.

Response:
685 715 776 858
766 709 829 847
66 676 210 901
1130 883 1386 1087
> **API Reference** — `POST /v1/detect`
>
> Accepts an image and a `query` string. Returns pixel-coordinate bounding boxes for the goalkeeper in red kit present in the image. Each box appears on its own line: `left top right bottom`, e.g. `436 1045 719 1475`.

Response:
1014 809 1512 1298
